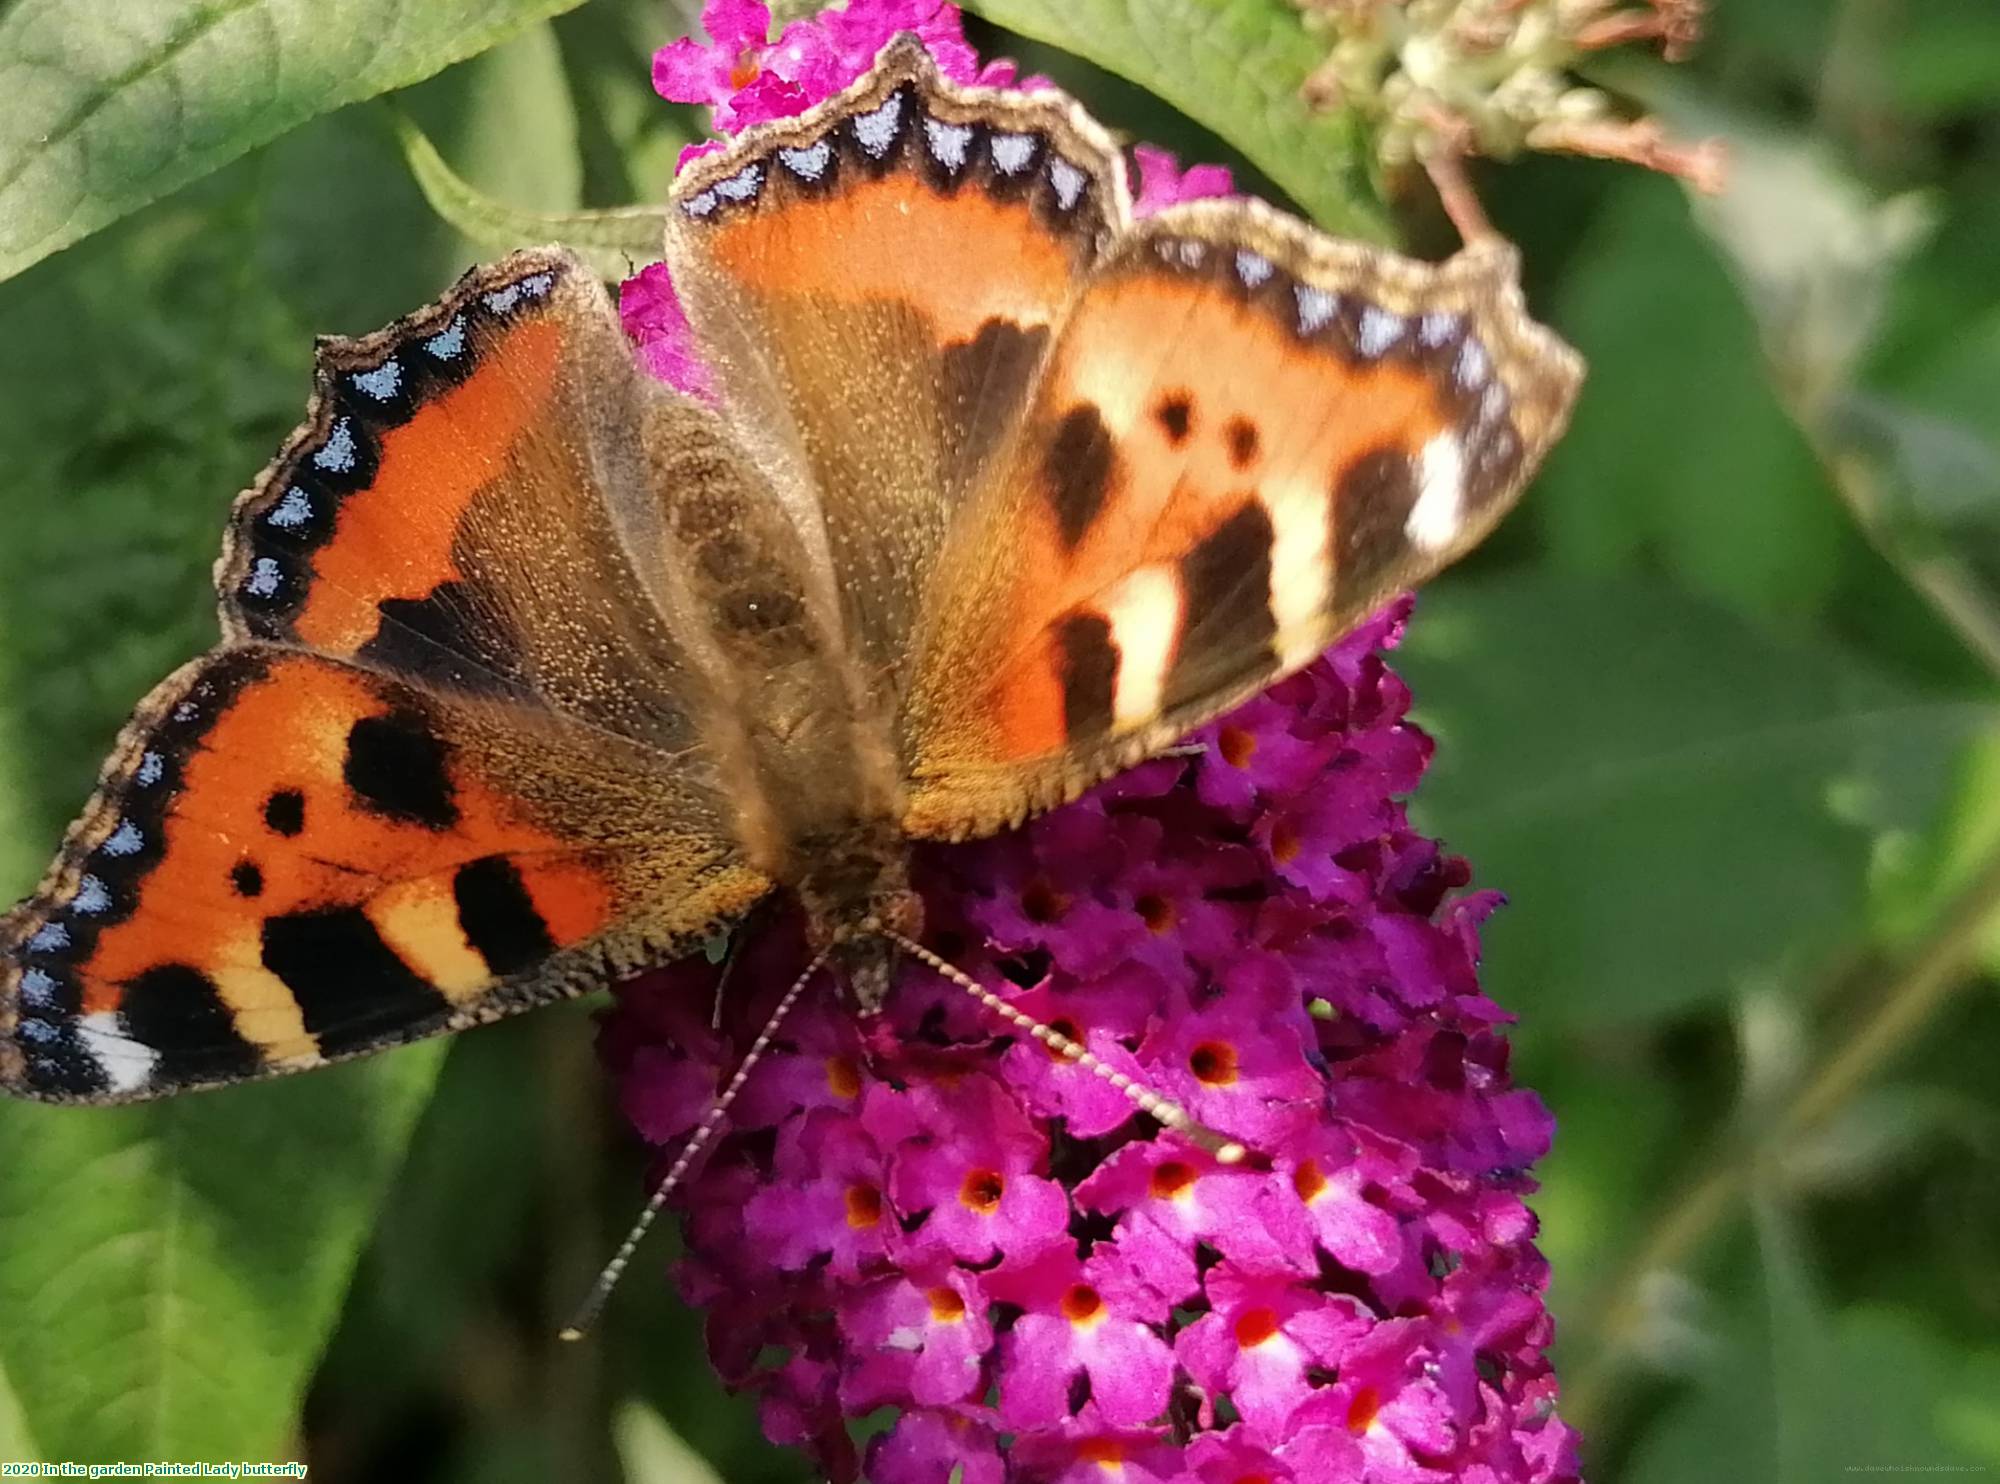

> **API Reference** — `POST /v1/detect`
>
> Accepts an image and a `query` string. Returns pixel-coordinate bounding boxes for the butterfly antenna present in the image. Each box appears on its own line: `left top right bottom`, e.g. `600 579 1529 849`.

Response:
884 931 1249 1166
559 948 831 1343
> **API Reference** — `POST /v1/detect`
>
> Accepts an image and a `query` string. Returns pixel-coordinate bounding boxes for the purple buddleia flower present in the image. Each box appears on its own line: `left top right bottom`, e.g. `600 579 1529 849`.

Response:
598 601 1579 1483
598 9 1579 1481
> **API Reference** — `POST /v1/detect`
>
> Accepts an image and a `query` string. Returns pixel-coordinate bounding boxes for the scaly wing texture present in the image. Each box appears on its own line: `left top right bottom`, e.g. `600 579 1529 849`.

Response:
663 37 1119 689
899 203 1584 837
1 253 771 1103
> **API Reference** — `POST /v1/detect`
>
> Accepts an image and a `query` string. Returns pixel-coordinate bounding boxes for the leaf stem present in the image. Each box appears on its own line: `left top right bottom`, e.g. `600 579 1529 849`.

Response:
1563 837 2000 1430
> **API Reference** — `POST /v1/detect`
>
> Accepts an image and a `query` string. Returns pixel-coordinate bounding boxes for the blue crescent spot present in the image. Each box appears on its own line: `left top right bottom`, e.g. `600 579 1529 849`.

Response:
484 285 522 314
1235 251 1274 288
780 141 833 181
425 316 467 360
136 752 165 786
923 120 972 171
1357 307 1406 359
682 189 720 219
267 486 312 529
1295 285 1338 334
1419 311 1461 348
72 875 111 915
314 418 357 473
852 94 903 158
520 272 554 299
19 968 58 1008
27 922 69 953
101 821 144 858
990 133 1034 175
1456 338 1492 390
19 1020 59 1046
715 164 762 203
351 360 402 400
245 556 284 599
1047 157 1086 211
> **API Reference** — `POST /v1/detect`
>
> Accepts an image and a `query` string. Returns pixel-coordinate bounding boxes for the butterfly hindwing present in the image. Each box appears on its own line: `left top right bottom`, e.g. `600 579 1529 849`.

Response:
898 199 1584 837
1 255 776 1103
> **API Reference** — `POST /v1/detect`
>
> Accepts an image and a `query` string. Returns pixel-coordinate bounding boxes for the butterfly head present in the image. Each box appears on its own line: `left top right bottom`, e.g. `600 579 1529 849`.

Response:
791 821 924 1015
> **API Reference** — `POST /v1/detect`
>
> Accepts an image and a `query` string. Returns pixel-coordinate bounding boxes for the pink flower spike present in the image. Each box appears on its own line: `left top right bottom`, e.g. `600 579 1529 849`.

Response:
1133 142 1235 214
606 19 1578 1451
617 263 718 403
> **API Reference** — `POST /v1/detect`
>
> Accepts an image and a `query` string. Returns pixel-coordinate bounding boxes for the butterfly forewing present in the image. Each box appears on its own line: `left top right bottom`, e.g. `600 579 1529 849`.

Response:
1 256 775 1103
664 47 1122 689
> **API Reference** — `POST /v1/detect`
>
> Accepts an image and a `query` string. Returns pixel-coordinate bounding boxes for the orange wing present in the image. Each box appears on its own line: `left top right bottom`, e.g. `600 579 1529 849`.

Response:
1 254 771 1103
663 37 1118 683
899 203 1584 837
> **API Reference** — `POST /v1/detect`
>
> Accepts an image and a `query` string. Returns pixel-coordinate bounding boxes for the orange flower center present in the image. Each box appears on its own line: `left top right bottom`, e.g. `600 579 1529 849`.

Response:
844 1184 882 1228
1347 1384 1383 1433
1293 1158 1327 1202
1136 892 1177 933
1270 819 1302 863
1020 877 1069 923
1061 1284 1104 1325
825 1055 861 1099
1190 1041 1239 1085
1148 1160 1198 1200
1218 724 1258 768
728 51 763 89
959 1168 1005 1212
1234 1306 1281 1348
927 1286 967 1322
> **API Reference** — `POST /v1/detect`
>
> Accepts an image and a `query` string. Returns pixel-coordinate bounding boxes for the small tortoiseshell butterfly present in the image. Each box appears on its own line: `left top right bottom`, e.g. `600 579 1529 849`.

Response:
0 38 1580 1105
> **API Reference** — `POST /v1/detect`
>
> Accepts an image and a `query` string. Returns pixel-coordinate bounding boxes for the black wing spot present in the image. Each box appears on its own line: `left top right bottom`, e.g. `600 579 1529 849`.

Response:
1154 394 1193 445
262 907 451 1057
1225 416 1260 469
343 710 458 830
1053 610 1119 741
1043 404 1118 551
120 964 262 1084
1333 446 1420 596
361 581 528 698
453 856 557 976
1164 502 1277 712
264 789 306 837
230 861 264 898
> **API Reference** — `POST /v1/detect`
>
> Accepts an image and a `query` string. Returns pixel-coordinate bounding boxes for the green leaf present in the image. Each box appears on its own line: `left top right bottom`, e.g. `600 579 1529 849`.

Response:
0 1052 443 1458
1399 573 1991 1027
961 0 1387 237
1870 727 2000 973
0 0 592 283
1533 175 1853 623
0 1356 41 1463
0 93 479 1460
616 1401 728 1484
393 108 667 280
255 21 584 336
1627 1300 2000 1483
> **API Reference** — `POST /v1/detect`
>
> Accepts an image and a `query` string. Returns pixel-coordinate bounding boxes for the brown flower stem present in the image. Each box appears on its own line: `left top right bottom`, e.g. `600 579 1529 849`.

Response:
1564 841 2000 1430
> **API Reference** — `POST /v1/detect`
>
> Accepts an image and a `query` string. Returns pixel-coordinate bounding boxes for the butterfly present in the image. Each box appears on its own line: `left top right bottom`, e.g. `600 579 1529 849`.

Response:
0 35 1580 1106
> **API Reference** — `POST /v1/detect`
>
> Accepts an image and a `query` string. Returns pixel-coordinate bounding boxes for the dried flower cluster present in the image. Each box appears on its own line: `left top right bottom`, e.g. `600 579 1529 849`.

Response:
1294 0 1723 192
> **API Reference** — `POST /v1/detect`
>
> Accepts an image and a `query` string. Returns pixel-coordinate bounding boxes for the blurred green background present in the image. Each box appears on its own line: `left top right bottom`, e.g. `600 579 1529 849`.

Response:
1 0 1997 1479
